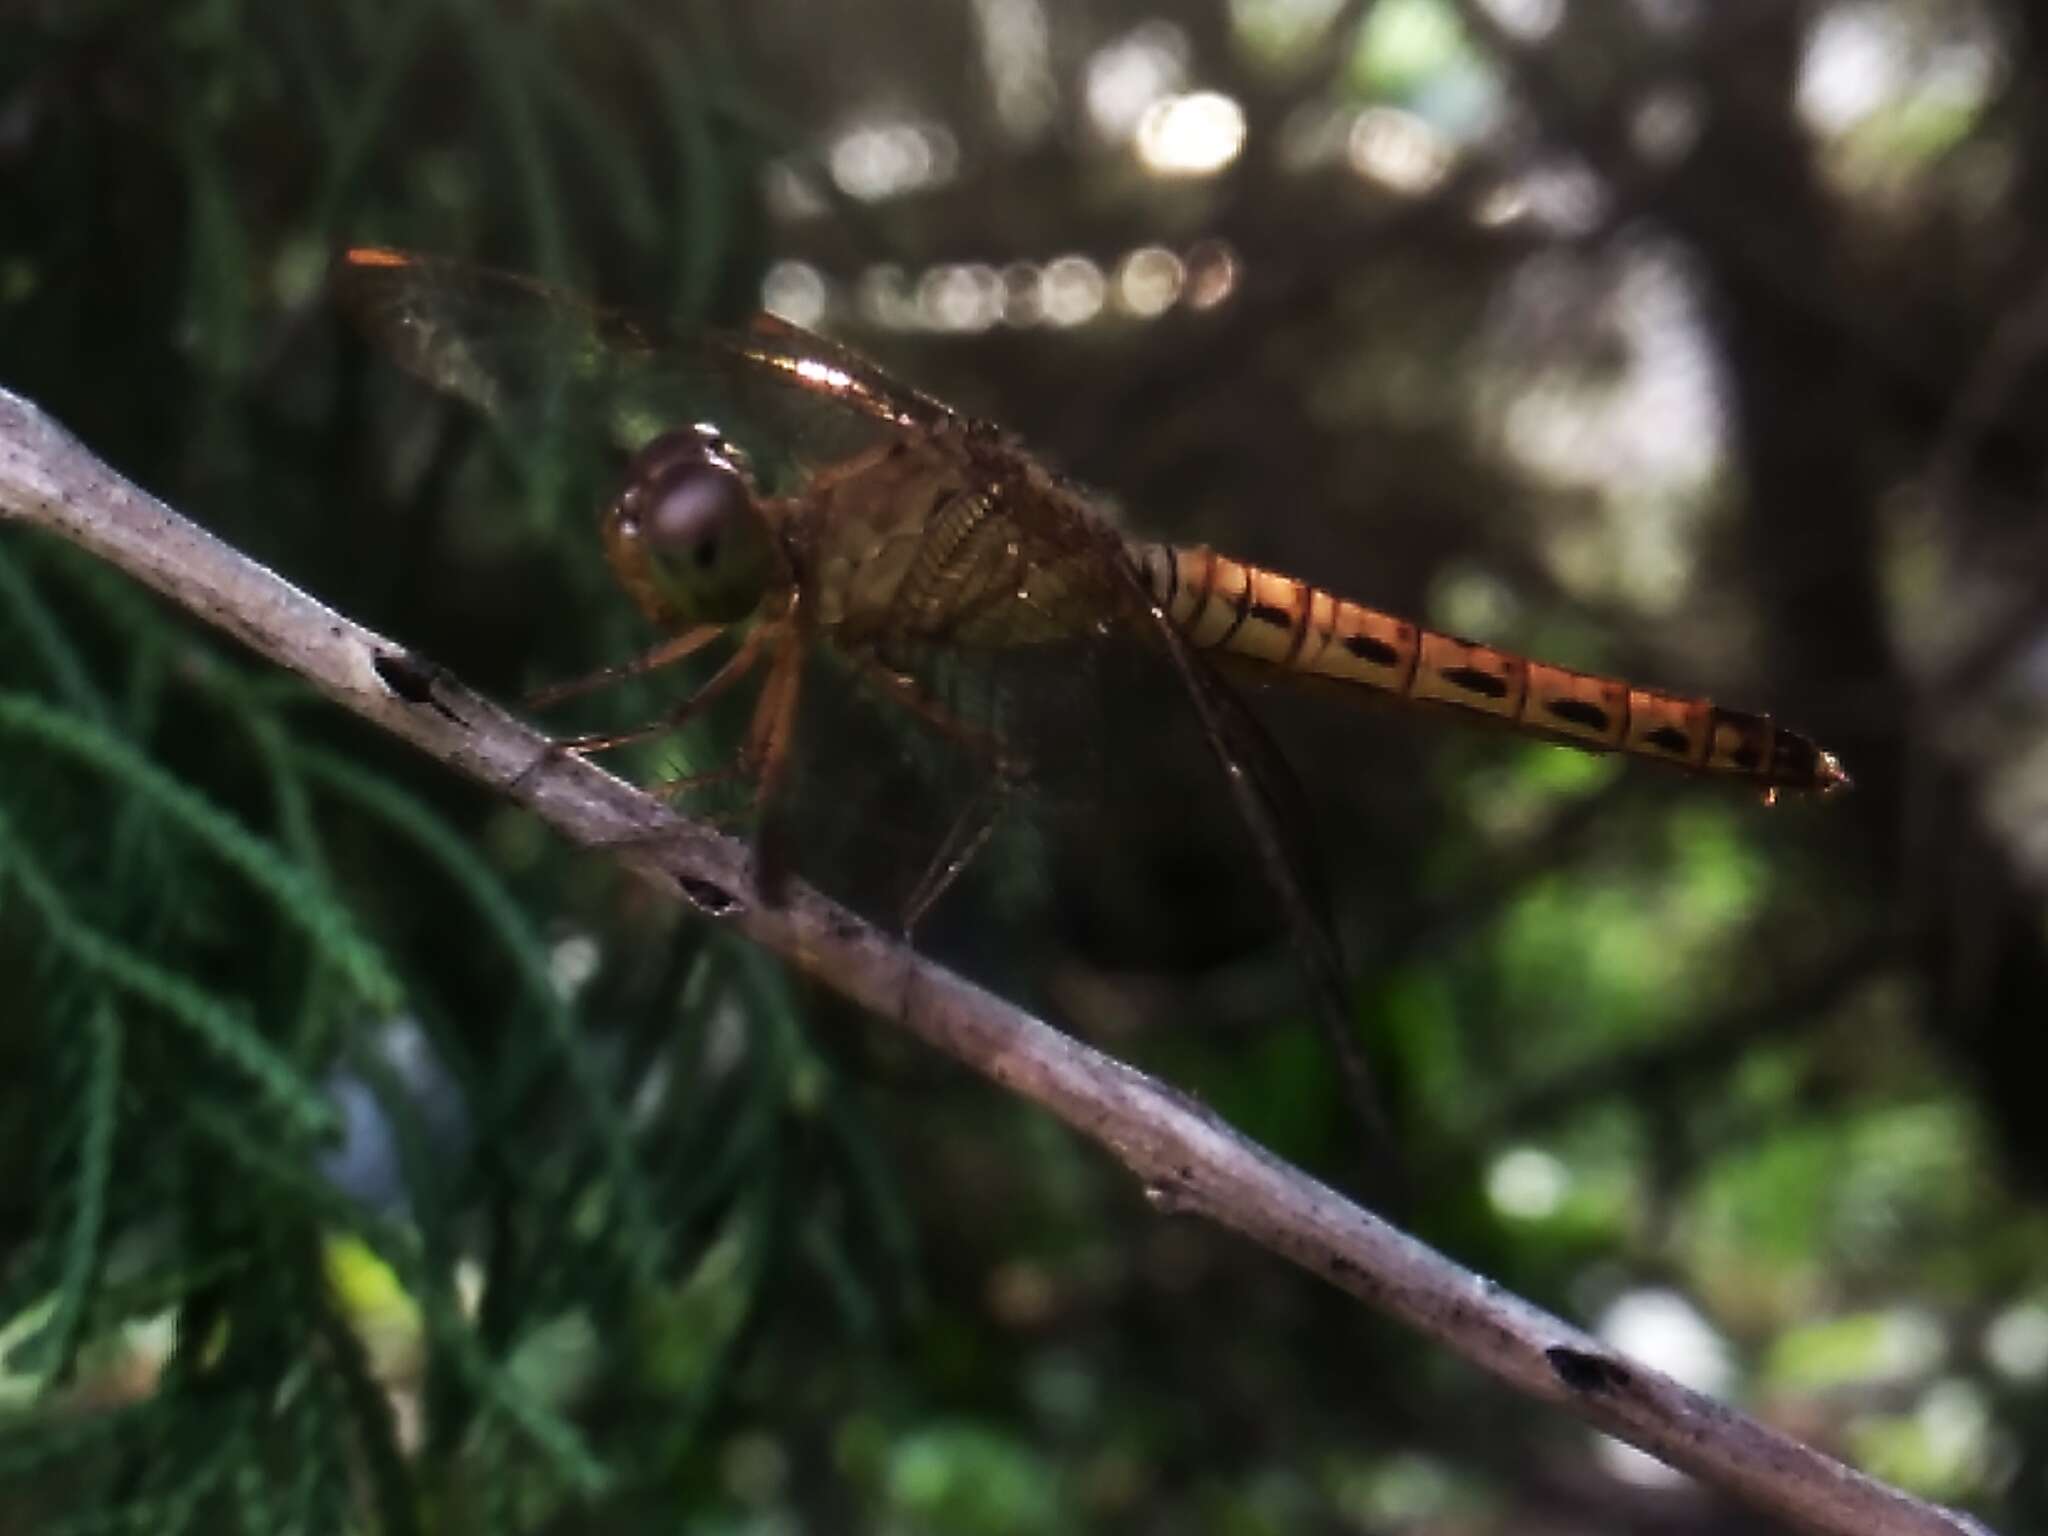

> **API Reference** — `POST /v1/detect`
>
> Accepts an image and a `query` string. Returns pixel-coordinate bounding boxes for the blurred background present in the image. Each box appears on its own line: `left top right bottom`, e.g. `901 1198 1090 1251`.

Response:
2 1 2044 1531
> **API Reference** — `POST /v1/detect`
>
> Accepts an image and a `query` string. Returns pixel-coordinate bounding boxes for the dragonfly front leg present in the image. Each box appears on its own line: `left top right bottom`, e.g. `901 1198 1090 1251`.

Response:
525 623 725 710
555 623 769 755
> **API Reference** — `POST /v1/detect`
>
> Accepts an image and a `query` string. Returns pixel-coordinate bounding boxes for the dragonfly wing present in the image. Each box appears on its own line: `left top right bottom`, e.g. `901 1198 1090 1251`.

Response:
337 249 935 492
938 438 1343 931
918 441 1386 1147
757 633 1036 930
1146 603 1390 1136
341 249 662 440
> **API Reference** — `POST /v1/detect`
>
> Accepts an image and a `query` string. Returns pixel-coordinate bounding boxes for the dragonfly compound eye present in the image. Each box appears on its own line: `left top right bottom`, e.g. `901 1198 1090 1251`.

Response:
609 430 777 626
645 462 746 556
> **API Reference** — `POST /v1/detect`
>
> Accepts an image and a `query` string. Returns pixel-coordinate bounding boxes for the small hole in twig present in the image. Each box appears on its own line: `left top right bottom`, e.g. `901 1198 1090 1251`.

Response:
1546 1346 1631 1395
373 650 462 723
677 875 742 916
373 650 437 701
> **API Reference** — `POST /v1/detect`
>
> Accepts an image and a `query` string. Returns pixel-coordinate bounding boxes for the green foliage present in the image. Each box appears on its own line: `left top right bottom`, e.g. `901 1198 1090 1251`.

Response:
0 3 901 1527
0 501 902 1523
882 1421 1066 1533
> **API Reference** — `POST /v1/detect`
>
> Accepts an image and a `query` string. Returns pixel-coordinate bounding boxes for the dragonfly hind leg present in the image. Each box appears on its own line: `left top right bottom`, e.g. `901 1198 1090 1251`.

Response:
849 651 1023 934
900 775 1014 935
646 761 757 822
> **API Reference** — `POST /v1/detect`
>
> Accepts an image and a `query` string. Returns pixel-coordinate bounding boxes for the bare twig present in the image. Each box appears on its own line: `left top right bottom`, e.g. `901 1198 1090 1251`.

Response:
0 387 1995 1536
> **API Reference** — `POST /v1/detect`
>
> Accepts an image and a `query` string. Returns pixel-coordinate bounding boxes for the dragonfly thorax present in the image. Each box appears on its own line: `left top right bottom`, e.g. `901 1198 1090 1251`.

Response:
602 426 780 628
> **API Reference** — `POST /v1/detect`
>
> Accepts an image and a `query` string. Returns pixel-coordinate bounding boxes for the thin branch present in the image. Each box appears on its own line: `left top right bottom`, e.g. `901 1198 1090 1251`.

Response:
0 386 1996 1536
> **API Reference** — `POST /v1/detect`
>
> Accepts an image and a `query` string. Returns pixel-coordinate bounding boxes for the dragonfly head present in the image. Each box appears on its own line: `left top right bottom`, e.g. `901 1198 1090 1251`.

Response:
603 426 779 627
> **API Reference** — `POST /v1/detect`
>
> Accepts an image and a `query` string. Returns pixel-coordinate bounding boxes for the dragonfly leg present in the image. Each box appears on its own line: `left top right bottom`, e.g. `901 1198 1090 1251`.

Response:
741 633 803 800
525 623 725 710
851 653 1009 765
780 439 898 498
648 760 754 806
556 624 770 756
845 653 1027 930
900 777 1011 935
740 632 806 900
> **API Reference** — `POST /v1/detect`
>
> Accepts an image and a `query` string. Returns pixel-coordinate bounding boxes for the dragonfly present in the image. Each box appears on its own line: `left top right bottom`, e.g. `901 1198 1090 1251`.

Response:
339 247 1848 958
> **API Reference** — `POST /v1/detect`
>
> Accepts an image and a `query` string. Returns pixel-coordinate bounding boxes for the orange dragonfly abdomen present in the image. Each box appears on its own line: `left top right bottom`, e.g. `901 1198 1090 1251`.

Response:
1133 541 1849 797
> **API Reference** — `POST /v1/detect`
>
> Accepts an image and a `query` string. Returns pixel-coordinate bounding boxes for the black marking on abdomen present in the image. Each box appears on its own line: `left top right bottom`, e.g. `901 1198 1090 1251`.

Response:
1248 602 1292 629
1214 584 1253 646
1344 634 1399 666
1547 698 1610 731
1441 665 1510 700
1645 725 1690 755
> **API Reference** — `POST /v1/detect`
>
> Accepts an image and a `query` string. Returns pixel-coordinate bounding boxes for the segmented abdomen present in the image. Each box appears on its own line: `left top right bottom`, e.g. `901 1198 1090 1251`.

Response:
1131 541 1847 795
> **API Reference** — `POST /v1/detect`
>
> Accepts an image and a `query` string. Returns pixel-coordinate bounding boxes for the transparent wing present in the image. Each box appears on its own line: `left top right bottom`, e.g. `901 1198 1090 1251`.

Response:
783 430 1356 1022
337 248 947 492
922 442 1382 1144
